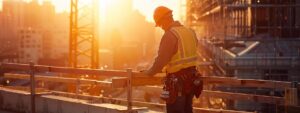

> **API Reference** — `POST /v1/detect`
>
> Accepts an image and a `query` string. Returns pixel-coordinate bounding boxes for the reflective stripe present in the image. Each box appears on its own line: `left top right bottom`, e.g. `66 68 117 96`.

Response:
190 28 198 46
169 56 197 67
170 28 185 58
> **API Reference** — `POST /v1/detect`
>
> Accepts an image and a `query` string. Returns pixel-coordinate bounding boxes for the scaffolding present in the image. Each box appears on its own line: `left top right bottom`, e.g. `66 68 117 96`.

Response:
187 0 300 39
187 0 300 78
187 0 300 112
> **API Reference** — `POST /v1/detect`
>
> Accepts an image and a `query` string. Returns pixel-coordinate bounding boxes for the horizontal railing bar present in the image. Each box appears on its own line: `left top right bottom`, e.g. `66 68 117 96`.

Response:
4 73 284 104
141 86 284 105
225 4 300 8
3 63 298 90
200 76 299 90
3 73 286 104
1 63 140 77
4 73 112 87
203 90 284 105
111 75 299 90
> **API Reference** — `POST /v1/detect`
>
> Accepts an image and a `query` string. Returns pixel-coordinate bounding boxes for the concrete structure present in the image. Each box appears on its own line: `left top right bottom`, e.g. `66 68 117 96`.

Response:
186 0 300 79
0 0 69 65
0 88 153 113
18 28 43 64
186 0 300 112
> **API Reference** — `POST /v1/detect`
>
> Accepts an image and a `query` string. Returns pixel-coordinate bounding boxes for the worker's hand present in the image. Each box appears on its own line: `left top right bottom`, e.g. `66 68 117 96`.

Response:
140 70 153 76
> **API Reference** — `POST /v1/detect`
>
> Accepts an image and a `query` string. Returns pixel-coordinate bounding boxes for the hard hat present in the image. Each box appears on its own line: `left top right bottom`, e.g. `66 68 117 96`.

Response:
153 6 172 27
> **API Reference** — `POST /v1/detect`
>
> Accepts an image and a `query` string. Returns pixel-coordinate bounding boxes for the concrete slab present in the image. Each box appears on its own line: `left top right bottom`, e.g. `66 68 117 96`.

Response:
0 87 148 113
0 109 21 113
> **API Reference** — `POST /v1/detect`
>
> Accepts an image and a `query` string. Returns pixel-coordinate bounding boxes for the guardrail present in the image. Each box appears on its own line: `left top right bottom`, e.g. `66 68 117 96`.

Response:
1 62 299 113
0 62 140 113
225 57 300 68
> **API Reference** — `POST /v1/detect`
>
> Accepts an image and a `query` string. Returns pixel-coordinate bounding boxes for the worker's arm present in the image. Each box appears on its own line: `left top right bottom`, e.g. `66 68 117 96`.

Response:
143 31 178 76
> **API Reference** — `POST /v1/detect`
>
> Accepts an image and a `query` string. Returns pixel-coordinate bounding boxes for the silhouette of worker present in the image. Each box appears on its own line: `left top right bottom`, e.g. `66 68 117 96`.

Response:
142 6 203 113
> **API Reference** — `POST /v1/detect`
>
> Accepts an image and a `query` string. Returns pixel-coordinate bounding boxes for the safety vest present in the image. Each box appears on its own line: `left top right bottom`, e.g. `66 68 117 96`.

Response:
163 26 198 73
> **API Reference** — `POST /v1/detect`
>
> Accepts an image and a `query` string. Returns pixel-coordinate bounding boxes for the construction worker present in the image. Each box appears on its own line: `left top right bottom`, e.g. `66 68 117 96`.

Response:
142 6 203 113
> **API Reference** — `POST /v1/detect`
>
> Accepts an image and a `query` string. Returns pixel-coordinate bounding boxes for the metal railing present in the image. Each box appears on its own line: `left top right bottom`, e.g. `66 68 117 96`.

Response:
225 57 300 67
0 62 141 113
1 62 299 113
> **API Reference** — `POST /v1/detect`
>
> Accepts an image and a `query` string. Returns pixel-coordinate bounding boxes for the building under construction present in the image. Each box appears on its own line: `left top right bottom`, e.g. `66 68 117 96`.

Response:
186 0 300 112
0 0 300 113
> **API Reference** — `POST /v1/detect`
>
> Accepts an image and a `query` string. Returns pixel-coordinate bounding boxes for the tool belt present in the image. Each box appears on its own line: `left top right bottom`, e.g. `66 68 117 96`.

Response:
160 66 203 104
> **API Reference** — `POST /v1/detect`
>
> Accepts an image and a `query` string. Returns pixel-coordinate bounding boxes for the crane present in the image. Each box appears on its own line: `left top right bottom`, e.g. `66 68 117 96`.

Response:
69 0 99 68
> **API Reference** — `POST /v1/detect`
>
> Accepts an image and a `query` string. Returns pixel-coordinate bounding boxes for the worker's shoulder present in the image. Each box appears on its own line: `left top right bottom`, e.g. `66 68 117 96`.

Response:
163 29 177 40
168 26 195 36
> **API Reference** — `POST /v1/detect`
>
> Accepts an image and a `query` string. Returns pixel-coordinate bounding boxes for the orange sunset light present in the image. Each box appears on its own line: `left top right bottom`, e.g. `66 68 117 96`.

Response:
46 0 182 22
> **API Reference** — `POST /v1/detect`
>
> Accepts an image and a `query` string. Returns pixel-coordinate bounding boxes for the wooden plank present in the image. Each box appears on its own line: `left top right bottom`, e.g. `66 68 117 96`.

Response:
202 90 284 105
4 73 112 87
141 86 285 105
1 63 30 71
1 63 298 89
112 77 163 88
111 75 299 90
5 73 284 104
200 76 296 89
1 63 130 77
111 77 127 88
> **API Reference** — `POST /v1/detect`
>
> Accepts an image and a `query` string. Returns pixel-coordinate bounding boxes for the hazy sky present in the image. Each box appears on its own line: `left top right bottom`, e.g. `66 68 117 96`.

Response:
133 0 182 22
0 0 183 22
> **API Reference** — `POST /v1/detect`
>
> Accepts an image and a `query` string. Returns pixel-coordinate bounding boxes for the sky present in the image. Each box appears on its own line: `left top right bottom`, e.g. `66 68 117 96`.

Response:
0 0 182 22
53 0 183 22
133 0 182 22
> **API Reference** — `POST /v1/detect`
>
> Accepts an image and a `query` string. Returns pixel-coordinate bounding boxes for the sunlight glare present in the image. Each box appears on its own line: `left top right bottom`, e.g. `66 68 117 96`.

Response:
50 0 69 12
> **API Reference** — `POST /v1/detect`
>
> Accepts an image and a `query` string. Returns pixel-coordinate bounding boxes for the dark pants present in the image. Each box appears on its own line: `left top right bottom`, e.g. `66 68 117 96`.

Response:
166 93 194 113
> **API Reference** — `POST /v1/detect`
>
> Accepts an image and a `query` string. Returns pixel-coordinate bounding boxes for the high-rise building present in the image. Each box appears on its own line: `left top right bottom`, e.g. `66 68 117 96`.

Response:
0 0 69 65
0 0 24 62
18 28 43 64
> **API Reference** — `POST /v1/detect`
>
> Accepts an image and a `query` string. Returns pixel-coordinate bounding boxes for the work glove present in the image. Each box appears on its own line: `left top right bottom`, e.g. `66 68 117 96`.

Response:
140 70 153 76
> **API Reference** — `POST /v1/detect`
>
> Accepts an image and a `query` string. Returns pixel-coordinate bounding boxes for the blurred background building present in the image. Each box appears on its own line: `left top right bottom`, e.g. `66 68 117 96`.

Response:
99 0 156 70
186 0 300 112
0 0 70 66
0 0 156 69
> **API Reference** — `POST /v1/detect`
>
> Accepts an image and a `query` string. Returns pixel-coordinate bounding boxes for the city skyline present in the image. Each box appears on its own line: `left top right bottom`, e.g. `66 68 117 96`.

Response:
0 0 158 68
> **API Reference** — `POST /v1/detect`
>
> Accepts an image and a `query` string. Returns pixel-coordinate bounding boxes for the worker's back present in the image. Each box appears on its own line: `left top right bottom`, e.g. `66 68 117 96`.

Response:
163 26 198 73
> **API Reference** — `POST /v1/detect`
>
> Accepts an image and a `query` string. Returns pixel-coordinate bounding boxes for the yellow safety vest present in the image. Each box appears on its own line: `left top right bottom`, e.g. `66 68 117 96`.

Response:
163 26 198 73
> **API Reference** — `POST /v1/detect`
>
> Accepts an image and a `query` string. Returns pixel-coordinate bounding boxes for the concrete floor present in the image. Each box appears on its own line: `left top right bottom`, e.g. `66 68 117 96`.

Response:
0 109 21 113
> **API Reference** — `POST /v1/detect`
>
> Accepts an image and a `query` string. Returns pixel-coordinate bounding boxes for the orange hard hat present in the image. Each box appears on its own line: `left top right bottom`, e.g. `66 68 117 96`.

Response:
153 6 172 27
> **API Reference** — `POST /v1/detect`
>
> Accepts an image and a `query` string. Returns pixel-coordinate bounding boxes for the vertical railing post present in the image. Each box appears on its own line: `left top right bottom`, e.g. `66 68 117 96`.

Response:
29 62 36 113
126 69 133 113
76 77 80 99
285 81 298 106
